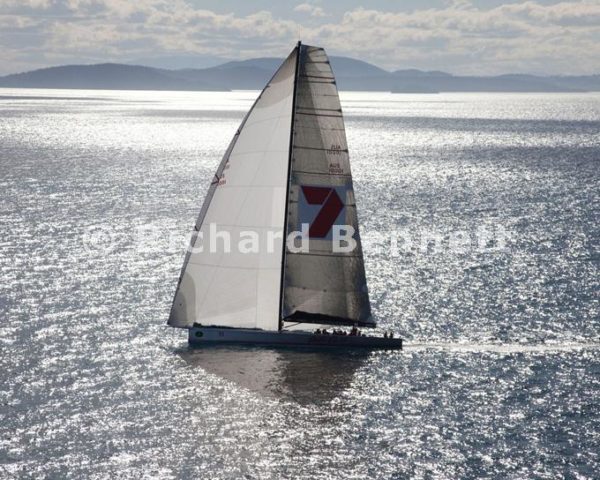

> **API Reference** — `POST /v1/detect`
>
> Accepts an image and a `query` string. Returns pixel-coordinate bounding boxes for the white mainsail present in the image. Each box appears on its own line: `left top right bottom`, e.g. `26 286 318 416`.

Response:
169 43 373 331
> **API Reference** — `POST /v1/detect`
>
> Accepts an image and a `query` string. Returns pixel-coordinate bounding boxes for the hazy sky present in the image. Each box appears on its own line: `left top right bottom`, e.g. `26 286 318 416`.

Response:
1 0 599 75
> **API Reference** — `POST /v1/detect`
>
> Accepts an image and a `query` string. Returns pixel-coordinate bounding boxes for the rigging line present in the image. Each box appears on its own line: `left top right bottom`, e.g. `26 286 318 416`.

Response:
295 106 341 112
187 261 279 271
301 80 336 84
287 199 358 208
288 169 352 177
294 126 346 131
192 223 284 229
293 145 348 152
296 111 343 118
299 75 335 80
281 322 304 330
285 251 363 258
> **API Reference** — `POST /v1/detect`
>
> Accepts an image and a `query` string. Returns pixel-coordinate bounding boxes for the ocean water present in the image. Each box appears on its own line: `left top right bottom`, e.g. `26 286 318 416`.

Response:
1 88 599 479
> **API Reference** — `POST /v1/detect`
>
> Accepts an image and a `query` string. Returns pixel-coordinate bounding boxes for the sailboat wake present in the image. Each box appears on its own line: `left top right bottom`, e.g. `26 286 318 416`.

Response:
405 342 600 353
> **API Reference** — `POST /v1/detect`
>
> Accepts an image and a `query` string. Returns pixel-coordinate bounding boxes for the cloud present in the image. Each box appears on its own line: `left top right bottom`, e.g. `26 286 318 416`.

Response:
0 0 599 75
305 2 600 74
293 3 326 18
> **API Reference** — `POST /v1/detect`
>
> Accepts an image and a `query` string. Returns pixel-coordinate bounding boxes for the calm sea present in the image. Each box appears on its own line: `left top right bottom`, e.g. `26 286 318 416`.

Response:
1 89 599 479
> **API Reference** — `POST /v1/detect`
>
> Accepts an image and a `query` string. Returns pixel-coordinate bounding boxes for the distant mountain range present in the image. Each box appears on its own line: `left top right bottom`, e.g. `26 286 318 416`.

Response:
1 56 599 93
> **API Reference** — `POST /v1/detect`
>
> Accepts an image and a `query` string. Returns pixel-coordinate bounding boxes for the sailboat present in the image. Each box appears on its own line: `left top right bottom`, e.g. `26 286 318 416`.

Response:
168 42 402 349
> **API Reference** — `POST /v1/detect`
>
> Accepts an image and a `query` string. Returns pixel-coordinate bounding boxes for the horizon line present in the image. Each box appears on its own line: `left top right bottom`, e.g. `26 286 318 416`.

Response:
1 58 599 79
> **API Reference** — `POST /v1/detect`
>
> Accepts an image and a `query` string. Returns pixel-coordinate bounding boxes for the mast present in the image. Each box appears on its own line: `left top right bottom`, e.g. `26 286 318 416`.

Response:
278 41 302 331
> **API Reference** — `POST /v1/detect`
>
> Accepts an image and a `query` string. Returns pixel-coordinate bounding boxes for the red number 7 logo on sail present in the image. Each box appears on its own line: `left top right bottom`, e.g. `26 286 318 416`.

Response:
301 186 344 238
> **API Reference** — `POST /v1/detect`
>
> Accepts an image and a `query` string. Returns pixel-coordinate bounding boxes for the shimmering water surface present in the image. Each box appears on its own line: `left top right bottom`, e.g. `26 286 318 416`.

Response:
1 89 599 479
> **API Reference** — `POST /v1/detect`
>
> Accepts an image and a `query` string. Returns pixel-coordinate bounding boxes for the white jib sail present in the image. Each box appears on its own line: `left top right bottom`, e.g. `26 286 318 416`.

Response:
169 48 298 330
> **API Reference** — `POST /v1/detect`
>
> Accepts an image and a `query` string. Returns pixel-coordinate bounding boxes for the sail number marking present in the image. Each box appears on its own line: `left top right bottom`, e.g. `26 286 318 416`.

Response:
327 144 343 155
